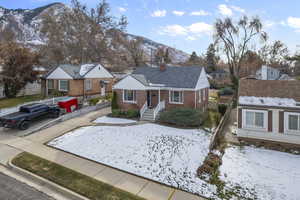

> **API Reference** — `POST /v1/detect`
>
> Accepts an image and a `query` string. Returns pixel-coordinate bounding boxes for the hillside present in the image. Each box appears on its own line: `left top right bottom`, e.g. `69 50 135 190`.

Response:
0 3 189 64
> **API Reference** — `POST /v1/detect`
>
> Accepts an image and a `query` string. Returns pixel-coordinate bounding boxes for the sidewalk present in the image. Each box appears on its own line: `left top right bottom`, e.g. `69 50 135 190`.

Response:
0 107 205 200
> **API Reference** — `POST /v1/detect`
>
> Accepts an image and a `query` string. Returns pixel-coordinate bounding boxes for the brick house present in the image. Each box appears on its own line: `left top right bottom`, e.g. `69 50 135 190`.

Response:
237 79 300 146
41 64 114 98
113 64 210 120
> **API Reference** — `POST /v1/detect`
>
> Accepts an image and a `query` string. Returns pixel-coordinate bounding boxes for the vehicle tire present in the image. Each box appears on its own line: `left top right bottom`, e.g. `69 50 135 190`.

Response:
50 111 60 118
19 121 30 130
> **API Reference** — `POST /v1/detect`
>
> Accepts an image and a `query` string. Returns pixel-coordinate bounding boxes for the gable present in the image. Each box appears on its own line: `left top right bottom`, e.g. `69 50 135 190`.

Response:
84 64 113 79
195 68 210 90
113 75 147 90
47 67 73 79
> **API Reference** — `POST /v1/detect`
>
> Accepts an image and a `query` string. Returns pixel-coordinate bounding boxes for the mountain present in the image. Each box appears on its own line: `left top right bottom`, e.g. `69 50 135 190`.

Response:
0 3 189 64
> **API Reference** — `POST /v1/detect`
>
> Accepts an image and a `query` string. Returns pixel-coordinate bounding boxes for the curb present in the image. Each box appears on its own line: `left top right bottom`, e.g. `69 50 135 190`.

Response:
7 158 89 200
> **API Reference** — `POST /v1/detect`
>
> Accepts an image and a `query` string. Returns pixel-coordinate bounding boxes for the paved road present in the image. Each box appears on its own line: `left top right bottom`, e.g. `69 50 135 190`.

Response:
0 172 54 200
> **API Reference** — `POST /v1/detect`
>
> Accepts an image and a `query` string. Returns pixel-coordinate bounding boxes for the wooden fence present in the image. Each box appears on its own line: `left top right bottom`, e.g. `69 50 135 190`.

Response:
209 102 233 150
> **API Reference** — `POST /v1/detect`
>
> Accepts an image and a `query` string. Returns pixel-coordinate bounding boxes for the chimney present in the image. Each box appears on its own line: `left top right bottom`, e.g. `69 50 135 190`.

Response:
159 58 166 71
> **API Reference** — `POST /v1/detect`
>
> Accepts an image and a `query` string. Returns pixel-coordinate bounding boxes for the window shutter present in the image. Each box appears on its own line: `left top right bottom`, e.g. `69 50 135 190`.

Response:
238 108 242 128
279 111 284 133
268 110 272 132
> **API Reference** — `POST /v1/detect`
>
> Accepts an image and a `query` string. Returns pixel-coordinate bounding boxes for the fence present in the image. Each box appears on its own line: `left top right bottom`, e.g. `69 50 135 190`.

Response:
209 102 233 150
0 96 68 117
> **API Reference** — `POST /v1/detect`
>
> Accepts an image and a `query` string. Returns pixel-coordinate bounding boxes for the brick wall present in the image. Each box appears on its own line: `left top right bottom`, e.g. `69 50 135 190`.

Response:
114 89 146 110
44 78 114 97
115 88 209 111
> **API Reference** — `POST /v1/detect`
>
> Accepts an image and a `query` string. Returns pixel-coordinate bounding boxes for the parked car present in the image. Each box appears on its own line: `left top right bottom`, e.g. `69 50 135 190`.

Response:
0 103 60 130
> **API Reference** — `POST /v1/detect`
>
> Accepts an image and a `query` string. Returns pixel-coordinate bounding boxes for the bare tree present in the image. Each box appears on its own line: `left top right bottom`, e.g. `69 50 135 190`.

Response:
41 0 127 65
214 16 267 87
259 40 289 67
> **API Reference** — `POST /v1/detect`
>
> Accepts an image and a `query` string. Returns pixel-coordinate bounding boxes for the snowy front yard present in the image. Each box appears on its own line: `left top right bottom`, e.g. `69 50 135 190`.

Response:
48 123 217 198
220 146 300 200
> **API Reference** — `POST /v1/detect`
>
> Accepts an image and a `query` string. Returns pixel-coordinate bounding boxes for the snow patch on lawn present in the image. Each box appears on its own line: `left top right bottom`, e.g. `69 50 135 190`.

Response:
93 116 137 124
220 146 300 200
48 124 216 198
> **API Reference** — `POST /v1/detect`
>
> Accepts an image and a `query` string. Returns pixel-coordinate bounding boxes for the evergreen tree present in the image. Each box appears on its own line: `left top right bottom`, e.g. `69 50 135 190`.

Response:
205 44 218 73
189 51 198 63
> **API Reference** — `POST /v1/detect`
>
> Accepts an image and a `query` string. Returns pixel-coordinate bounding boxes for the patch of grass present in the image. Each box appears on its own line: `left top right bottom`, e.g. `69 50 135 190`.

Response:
0 95 45 109
203 109 221 129
109 109 140 119
12 152 144 200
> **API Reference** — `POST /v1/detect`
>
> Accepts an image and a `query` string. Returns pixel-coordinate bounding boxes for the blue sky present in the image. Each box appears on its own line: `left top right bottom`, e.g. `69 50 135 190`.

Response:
2 0 300 55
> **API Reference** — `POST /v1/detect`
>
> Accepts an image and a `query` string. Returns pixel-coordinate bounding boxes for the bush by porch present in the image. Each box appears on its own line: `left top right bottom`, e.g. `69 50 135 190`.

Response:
158 107 207 127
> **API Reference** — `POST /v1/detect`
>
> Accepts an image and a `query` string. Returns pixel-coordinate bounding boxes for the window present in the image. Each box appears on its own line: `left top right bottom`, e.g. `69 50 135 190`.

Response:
286 113 300 132
199 90 203 103
58 80 69 91
123 90 136 103
170 90 183 104
244 110 266 129
85 79 92 91
47 80 54 89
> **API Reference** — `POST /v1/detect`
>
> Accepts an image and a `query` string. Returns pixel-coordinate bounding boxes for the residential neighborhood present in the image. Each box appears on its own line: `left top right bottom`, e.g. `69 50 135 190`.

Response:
0 1 300 200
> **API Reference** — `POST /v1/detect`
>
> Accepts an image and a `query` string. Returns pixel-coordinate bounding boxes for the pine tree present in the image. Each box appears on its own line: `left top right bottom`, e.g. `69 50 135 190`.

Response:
189 51 198 63
205 44 218 73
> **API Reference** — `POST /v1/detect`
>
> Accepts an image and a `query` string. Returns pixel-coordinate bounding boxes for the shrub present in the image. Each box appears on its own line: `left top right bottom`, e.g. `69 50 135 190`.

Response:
89 97 100 106
218 104 228 116
110 109 139 119
218 87 234 96
111 91 118 110
158 108 206 127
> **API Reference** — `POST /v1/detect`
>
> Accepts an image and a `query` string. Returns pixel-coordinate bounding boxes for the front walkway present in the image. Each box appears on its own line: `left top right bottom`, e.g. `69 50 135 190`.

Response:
0 107 205 200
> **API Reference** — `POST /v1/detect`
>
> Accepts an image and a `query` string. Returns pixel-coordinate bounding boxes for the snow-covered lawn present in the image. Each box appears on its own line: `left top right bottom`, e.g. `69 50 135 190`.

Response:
220 146 300 200
48 124 217 198
93 116 137 124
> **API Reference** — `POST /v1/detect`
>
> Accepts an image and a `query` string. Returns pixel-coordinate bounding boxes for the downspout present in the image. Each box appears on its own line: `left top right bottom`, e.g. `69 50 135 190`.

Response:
83 79 85 99
194 90 196 109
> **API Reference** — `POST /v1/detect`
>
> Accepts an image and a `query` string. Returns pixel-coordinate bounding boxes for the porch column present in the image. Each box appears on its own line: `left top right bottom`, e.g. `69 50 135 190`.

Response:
45 79 48 97
158 88 161 103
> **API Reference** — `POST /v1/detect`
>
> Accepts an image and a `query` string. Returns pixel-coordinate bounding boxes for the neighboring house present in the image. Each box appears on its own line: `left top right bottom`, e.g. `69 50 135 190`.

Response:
209 69 231 85
237 79 300 145
0 66 47 98
256 65 293 80
41 64 114 98
113 64 210 121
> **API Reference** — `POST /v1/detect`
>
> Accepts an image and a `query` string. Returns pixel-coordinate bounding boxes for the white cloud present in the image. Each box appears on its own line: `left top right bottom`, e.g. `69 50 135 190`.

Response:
230 5 245 13
187 22 213 35
287 17 300 31
218 4 233 16
190 10 211 16
159 22 213 41
151 9 167 17
159 24 188 36
118 7 127 12
172 10 185 16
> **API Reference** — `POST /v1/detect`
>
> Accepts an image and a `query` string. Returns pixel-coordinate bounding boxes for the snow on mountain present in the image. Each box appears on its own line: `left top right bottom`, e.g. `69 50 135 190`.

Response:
0 3 189 63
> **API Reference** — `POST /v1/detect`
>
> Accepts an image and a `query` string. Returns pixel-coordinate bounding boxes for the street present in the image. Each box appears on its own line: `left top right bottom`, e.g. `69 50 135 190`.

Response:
0 172 54 200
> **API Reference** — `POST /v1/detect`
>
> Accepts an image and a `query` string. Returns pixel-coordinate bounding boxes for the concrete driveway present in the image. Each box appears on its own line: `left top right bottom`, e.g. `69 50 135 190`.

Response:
0 117 55 137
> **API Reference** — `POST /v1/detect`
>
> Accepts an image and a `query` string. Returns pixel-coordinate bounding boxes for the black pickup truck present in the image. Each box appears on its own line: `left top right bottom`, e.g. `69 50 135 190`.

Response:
0 103 60 130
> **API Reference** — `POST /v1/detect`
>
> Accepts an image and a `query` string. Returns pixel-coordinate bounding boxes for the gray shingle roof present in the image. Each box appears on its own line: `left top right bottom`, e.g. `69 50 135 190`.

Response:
44 64 97 79
132 66 203 89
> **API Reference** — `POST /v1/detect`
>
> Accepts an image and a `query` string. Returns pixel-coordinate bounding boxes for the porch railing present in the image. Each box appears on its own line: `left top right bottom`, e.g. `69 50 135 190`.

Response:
153 100 165 120
140 101 147 118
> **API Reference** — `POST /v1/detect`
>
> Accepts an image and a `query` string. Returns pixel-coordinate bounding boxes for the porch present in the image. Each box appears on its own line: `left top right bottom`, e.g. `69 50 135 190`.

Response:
139 90 166 121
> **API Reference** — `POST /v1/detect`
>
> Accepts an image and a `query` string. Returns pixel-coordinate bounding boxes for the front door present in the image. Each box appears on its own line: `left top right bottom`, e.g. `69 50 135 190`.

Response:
147 91 151 107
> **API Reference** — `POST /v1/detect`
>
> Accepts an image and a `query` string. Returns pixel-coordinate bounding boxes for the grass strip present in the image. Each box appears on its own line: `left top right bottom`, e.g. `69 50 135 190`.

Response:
12 152 144 200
